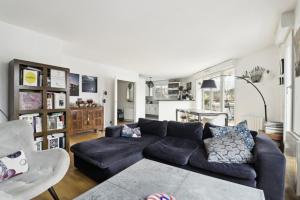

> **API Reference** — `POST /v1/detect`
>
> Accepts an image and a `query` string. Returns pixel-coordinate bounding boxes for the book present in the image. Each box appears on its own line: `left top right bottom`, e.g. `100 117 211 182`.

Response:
54 93 66 109
47 93 53 109
47 112 65 130
47 133 65 149
22 69 38 86
50 69 66 88
19 113 41 133
19 92 42 110
34 116 42 133
34 137 43 151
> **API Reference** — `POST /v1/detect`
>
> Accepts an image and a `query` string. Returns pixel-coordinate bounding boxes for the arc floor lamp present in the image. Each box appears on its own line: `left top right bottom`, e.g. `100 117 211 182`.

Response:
200 75 268 122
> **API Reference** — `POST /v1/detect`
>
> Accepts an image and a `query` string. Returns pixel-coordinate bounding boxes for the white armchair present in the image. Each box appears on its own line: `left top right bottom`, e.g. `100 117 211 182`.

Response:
0 120 70 200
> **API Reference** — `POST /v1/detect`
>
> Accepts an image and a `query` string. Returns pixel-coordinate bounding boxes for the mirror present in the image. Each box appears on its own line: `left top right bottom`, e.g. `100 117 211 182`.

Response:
127 82 134 102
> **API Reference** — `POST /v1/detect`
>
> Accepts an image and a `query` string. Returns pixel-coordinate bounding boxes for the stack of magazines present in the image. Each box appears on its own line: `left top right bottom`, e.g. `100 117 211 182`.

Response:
265 121 283 136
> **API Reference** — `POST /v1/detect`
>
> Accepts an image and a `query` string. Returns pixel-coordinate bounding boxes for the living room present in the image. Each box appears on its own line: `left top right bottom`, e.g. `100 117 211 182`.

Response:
0 0 299 200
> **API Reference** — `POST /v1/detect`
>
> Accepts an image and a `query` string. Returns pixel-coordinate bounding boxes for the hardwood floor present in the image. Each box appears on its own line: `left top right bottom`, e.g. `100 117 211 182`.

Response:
33 131 298 200
33 132 102 200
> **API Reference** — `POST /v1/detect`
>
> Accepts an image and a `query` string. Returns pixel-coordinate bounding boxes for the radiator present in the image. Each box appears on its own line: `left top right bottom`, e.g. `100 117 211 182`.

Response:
285 131 300 196
239 116 264 132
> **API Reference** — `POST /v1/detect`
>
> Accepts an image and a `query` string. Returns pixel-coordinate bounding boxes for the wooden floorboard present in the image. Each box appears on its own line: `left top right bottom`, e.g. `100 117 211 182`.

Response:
33 131 298 200
33 132 101 200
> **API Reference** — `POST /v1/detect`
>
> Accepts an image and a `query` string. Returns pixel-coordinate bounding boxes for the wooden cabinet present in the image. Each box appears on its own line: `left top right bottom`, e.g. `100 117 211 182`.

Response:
70 107 104 135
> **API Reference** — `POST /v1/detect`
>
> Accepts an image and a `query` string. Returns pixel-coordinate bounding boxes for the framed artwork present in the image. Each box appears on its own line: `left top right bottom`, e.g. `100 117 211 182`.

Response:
82 75 98 93
69 73 80 96
294 30 300 77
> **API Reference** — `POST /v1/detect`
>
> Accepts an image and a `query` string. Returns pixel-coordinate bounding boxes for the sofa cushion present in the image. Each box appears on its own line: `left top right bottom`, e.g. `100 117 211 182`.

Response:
189 146 256 180
121 125 141 138
138 118 168 137
204 135 253 164
209 121 255 150
144 136 199 165
203 123 217 139
71 134 160 169
167 121 203 141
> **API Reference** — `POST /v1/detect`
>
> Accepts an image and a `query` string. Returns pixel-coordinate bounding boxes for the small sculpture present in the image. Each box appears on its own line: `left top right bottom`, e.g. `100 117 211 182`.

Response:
243 66 270 83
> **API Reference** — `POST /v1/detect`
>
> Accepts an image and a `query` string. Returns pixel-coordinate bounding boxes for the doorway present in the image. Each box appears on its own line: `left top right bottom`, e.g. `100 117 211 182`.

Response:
116 80 135 125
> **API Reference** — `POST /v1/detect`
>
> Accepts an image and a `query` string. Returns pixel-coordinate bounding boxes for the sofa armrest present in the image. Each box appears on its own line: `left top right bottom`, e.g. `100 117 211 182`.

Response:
254 134 285 200
105 123 138 137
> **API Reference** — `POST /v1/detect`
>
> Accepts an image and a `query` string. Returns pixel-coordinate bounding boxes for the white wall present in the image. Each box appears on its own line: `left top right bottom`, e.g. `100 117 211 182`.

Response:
0 21 63 122
0 21 144 126
235 45 283 122
294 0 300 135
136 76 146 119
182 48 283 124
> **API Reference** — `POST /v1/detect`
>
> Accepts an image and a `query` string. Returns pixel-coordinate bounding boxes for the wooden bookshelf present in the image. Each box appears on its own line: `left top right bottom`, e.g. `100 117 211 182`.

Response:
8 59 70 151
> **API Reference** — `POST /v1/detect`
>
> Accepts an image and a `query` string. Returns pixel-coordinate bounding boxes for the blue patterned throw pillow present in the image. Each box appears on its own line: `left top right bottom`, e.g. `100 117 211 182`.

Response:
121 125 142 138
209 121 254 150
204 134 253 164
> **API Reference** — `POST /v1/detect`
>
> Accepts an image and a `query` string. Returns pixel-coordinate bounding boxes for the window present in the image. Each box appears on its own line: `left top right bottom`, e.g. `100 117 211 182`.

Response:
196 68 235 122
152 81 168 99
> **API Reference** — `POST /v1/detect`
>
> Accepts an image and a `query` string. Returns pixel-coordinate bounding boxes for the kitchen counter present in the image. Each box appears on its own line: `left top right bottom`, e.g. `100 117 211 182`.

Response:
157 99 195 101
158 100 196 121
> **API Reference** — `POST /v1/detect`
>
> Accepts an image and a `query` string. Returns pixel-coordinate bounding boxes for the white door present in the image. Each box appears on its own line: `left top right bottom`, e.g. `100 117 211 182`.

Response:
114 78 118 125
284 32 294 136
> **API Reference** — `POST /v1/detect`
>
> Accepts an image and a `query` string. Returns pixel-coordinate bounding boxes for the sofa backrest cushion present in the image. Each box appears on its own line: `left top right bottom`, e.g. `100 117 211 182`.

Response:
203 123 216 139
138 118 168 137
167 121 203 141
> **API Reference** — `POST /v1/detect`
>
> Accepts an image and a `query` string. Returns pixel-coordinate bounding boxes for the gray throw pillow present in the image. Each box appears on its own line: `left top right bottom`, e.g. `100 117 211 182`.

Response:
204 134 253 164
121 125 141 138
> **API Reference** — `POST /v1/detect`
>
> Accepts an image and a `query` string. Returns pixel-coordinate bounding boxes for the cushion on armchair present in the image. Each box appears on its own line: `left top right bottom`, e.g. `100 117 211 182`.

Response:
167 121 203 141
0 150 28 182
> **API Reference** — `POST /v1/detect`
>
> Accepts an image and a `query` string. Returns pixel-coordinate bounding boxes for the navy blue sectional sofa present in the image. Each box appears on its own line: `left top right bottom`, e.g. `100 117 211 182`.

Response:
71 118 285 200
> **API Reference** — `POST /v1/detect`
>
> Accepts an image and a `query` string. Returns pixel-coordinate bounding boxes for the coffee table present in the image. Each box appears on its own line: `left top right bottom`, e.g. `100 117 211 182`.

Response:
75 159 265 200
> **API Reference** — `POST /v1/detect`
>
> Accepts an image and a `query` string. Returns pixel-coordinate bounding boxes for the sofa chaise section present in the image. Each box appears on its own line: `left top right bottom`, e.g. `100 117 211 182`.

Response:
71 119 167 182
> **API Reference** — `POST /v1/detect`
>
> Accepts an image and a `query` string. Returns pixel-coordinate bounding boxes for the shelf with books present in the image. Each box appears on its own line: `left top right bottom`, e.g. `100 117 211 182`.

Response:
47 109 67 113
34 132 43 137
19 85 43 91
47 129 67 134
19 109 43 115
19 113 43 133
47 133 66 149
47 87 67 92
46 92 66 110
9 59 70 151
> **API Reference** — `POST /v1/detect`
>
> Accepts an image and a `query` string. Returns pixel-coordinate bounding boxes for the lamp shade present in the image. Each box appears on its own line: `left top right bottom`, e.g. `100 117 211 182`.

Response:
201 79 217 89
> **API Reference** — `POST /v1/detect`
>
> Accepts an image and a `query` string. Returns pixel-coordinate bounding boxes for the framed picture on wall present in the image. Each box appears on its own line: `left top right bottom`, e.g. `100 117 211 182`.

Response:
294 29 300 77
69 73 80 96
82 75 98 93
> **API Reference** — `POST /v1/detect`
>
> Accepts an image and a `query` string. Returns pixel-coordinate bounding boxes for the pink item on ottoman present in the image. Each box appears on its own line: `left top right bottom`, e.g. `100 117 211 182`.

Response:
147 193 175 200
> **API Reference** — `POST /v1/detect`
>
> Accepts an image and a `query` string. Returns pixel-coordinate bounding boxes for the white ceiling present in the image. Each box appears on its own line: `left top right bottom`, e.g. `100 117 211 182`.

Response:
0 0 296 78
